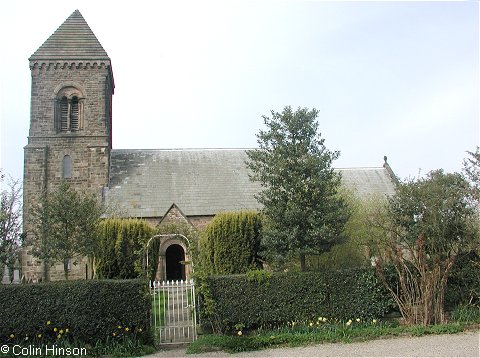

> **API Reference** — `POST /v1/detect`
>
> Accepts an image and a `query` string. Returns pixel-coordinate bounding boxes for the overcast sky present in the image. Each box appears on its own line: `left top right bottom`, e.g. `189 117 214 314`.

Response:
0 0 478 186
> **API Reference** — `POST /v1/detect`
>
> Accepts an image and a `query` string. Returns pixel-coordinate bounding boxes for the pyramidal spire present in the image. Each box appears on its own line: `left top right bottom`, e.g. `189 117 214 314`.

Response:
30 10 110 62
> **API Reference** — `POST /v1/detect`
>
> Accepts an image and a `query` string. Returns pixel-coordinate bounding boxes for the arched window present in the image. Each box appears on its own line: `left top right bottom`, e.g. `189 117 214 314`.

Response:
63 155 72 179
70 96 79 130
55 85 84 132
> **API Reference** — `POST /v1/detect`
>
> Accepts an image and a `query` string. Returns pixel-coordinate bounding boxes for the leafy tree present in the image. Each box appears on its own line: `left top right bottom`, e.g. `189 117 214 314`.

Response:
246 106 349 271
29 181 103 280
463 146 480 206
0 172 22 268
374 170 479 325
197 211 262 275
96 218 154 279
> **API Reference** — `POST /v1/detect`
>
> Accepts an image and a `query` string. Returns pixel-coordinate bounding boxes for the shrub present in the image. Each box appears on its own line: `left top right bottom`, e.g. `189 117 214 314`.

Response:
96 219 154 279
445 251 480 309
199 268 394 332
0 280 152 345
197 211 262 275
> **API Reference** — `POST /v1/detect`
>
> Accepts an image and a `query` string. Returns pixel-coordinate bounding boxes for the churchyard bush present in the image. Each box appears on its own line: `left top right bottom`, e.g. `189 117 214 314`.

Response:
0 280 152 346
96 219 154 279
199 268 394 333
197 211 262 275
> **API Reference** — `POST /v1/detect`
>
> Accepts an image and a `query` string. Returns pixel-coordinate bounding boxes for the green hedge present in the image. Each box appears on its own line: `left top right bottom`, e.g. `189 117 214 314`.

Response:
197 211 262 275
200 269 394 332
96 219 154 279
0 280 152 345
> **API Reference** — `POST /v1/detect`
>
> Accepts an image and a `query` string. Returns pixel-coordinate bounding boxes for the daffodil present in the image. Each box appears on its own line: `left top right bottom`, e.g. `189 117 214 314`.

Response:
37 334 42 338
117 325 121 329
112 332 117 337
57 334 61 339
372 319 377 324
65 328 69 333
54 327 58 332
9 334 14 338
356 318 361 323
125 327 129 332
346 320 352 326
237 331 242 336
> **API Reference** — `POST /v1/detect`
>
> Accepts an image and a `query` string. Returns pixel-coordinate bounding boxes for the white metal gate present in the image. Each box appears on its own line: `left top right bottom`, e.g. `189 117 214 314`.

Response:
150 280 197 344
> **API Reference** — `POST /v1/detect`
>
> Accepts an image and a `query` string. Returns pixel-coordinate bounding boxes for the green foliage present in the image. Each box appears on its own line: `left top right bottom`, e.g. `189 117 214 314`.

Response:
187 320 467 355
197 211 262 275
374 170 479 325
29 181 103 279
199 269 393 333
246 106 350 271
0 280 152 346
245 269 272 284
445 251 480 308
96 219 154 279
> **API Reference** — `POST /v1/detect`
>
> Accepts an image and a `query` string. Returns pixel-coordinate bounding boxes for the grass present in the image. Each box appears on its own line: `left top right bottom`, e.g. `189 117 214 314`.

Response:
187 319 474 354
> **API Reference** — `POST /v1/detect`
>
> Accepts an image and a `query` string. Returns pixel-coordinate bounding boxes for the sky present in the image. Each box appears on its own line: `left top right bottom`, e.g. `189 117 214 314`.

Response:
0 0 478 186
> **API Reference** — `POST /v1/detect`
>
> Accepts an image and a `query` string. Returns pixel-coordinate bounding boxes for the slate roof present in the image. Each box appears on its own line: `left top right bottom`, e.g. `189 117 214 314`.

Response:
105 149 397 218
29 10 110 62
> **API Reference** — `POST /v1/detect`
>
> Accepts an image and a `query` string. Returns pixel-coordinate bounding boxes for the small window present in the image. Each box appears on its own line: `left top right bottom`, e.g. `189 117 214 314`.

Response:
55 87 84 132
70 96 79 130
63 155 72 179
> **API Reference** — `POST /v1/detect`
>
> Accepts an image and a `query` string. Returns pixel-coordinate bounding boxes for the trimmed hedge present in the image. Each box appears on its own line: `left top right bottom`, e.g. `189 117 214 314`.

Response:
197 211 262 275
200 269 394 332
0 280 152 345
96 219 154 279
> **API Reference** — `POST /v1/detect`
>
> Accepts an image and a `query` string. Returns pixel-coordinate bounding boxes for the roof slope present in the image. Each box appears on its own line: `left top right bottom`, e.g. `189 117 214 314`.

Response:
30 10 109 61
105 149 396 218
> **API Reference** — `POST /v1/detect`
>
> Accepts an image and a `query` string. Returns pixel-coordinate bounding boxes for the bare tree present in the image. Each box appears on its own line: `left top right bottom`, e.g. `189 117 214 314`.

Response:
0 171 23 268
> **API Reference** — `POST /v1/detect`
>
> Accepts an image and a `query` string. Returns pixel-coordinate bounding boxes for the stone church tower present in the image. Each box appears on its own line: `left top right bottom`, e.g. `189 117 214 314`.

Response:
22 10 114 281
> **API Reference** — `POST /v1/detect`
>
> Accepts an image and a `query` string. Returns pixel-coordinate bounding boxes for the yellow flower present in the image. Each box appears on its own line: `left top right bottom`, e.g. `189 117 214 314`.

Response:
54 328 58 332
346 320 352 326
309 322 313 327
356 318 361 323
138 328 142 332
59 329 64 334
65 328 69 333
57 334 61 339
46 321 51 325
237 331 242 336
125 327 129 332
318 317 323 321
117 326 121 329
372 319 377 324
37 334 42 338
9 334 15 338
112 332 117 337
322 317 327 322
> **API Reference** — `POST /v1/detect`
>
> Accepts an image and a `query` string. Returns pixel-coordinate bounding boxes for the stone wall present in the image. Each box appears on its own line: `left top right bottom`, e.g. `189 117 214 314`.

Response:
22 61 113 282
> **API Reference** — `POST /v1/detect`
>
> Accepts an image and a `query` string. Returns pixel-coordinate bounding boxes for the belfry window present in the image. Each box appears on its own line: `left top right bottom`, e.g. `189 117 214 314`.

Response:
55 87 84 132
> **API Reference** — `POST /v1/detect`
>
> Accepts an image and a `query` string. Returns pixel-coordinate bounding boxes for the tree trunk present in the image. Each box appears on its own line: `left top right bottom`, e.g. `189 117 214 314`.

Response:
300 253 306 271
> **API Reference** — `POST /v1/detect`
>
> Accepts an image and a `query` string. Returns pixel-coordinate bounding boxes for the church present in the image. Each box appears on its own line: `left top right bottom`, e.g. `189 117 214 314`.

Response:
21 10 397 281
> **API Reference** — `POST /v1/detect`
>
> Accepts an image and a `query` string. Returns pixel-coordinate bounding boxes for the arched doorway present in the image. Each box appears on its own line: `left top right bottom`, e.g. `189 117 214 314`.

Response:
165 244 185 281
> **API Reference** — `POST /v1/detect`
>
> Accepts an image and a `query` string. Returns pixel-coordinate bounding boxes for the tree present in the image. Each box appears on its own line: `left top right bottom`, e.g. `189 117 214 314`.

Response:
197 211 262 275
29 181 103 280
463 146 480 205
0 172 22 268
246 106 350 271
374 170 479 325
